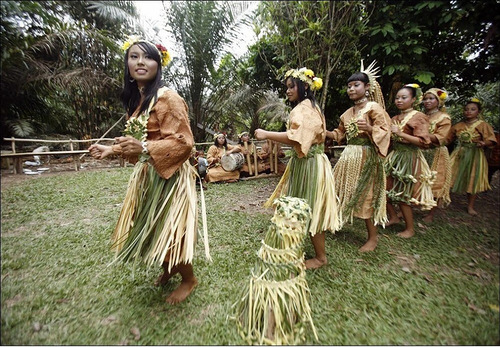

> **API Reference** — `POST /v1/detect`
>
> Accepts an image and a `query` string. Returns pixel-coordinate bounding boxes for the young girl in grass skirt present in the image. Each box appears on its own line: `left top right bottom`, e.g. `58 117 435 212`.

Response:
326 61 391 252
385 84 436 238
421 88 453 223
254 67 340 269
88 36 210 305
447 98 497 215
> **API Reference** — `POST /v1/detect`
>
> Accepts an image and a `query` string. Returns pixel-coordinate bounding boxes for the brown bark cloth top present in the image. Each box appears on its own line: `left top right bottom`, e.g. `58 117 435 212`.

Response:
112 89 194 180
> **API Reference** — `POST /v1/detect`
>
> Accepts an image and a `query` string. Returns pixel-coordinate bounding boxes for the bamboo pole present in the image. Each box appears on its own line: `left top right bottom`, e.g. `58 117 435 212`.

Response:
253 144 258 177
267 140 274 173
273 142 278 174
244 141 252 175
79 114 126 160
69 139 78 171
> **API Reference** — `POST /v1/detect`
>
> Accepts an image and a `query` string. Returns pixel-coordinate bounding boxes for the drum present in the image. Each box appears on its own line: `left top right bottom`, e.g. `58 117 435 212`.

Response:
221 152 245 172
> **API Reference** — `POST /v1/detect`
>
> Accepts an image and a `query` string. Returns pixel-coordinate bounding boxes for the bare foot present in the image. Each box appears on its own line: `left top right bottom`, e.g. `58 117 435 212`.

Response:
166 278 198 305
359 239 377 252
397 229 415 238
422 214 433 224
385 217 401 227
305 257 327 269
467 207 478 215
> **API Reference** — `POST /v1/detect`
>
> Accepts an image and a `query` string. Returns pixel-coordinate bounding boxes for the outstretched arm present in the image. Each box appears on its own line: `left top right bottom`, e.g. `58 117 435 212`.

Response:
88 143 115 159
254 129 298 147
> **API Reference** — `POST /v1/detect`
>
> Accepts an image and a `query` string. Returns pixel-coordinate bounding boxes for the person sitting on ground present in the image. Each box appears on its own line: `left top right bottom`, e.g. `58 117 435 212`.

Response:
205 133 241 183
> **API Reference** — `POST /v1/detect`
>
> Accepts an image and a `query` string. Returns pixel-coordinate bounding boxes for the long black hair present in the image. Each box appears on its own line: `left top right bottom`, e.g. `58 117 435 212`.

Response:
285 77 318 110
121 41 165 117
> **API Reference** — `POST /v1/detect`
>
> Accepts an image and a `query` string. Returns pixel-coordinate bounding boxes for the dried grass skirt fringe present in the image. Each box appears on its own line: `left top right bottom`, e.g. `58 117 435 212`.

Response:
111 160 210 271
385 143 437 211
450 144 491 194
264 148 340 235
333 143 387 226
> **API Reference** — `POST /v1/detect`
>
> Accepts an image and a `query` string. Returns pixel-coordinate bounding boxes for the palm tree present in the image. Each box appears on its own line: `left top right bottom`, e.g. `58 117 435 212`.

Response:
163 1 254 142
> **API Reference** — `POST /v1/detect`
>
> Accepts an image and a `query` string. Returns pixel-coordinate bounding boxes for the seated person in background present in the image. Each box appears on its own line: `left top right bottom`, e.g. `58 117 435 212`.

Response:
237 131 263 177
196 150 208 181
205 133 241 183
258 140 287 175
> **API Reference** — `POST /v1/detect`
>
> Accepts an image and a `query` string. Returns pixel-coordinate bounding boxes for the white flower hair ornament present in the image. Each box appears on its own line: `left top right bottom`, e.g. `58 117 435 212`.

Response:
285 67 323 91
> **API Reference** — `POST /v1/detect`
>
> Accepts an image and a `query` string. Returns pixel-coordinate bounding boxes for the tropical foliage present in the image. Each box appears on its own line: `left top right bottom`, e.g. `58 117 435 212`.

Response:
0 1 140 141
1 0 499 143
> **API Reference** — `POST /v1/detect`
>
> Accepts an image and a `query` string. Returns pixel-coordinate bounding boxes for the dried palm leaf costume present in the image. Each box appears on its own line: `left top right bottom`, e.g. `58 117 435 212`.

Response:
264 70 340 235
447 115 497 194
385 86 437 210
233 196 318 345
205 134 241 183
421 88 452 207
329 61 391 226
111 86 210 271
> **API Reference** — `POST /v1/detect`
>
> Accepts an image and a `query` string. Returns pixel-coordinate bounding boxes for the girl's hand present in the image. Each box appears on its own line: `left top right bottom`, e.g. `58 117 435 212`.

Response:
88 144 113 159
390 125 401 135
115 136 143 156
357 119 372 133
477 141 485 148
254 129 267 140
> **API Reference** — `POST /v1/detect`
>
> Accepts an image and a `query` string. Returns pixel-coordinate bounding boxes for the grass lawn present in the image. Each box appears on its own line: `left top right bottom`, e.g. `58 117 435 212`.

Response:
1 167 499 345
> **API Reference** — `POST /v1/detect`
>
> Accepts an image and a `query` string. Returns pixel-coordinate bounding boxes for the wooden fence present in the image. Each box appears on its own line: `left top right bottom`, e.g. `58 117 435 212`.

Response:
1 137 344 175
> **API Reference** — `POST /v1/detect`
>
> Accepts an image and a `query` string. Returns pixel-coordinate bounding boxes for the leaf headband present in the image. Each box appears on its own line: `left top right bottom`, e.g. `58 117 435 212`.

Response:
285 67 323 91
424 88 448 108
121 35 172 67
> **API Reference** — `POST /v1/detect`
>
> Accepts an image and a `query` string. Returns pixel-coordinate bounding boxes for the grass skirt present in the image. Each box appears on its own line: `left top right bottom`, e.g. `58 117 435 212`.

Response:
264 145 340 235
233 197 317 345
333 139 387 226
111 160 208 271
449 143 491 194
385 143 436 210
422 146 451 207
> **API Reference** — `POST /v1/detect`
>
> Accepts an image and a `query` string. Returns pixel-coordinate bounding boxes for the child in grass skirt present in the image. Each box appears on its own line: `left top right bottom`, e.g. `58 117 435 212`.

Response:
447 98 497 215
89 36 210 304
254 67 340 270
326 61 391 252
385 84 436 238
421 88 453 223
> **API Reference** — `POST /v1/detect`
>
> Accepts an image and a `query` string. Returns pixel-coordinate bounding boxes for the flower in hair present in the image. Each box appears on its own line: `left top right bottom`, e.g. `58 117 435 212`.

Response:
285 67 323 91
121 35 172 67
470 97 481 103
404 83 423 105
121 35 142 52
437 90 447 100
155 44 172 67
405 83 421 89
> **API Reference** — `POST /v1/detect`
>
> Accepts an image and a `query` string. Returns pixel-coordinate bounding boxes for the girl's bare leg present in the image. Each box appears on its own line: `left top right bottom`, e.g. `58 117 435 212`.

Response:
467 193 478 215
359 219 378 252
423 206 437 223
166 263 198 305
305 232 327 269
397 203 415 238
154 261 178 286
386 202 401 226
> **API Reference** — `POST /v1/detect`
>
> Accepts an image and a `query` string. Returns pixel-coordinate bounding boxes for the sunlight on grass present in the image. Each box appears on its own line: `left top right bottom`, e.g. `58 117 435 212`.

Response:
1 169 499 345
